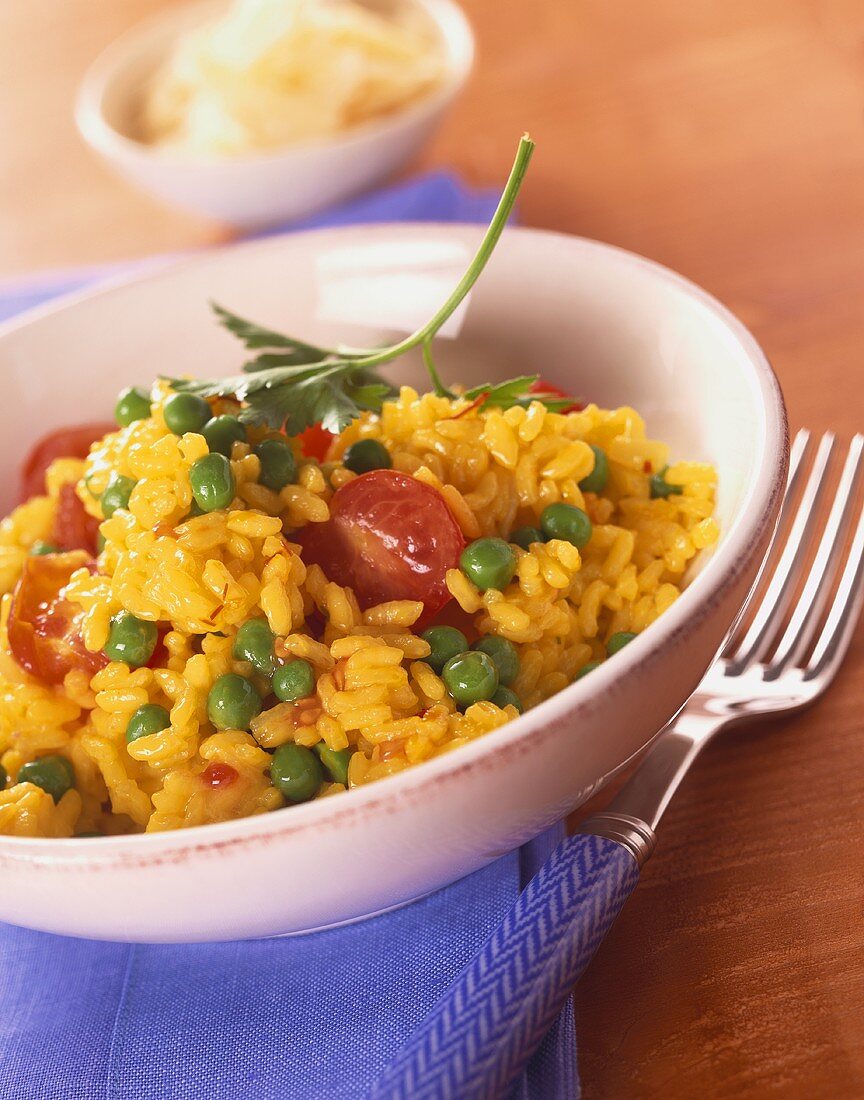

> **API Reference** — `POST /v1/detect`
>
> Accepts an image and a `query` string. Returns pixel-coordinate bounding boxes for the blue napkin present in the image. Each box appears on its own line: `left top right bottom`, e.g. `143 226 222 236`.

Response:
0 172 501 322
0 174 578 1100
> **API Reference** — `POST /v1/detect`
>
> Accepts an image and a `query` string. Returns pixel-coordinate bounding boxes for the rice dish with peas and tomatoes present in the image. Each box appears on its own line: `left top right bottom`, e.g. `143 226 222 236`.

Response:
0 137 718 839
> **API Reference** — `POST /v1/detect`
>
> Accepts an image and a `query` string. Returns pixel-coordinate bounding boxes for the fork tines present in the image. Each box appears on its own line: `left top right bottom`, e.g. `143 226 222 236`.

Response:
723 429 864 681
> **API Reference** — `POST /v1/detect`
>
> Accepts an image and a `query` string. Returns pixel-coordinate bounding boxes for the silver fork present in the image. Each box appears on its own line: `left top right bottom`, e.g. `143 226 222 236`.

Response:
581 427 864 860
374 428 864 1100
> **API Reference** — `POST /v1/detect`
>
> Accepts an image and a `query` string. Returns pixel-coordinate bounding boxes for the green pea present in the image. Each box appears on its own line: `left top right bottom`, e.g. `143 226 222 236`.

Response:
17 755 75 803
207 673 262 731
650 466 683 499
0 763 7 788
270 743 323 803
254 439 297 492
115 386 151 427
272 659 316 703
126 703 171 744
576 661 602 680
101 474 136 518
491 686 523 714
233 619 276 678
420 626 468 673
540 503 593 549
459 538 517 592
442 650 499 707
579 445 609 494
190 453 236 513
30 540 59 556
343 439 392 474
96 531 107 554
163 392 211 435
314 742 352 785
202 414 247 457
104 611 158 668
472 635 519 686
607 631 638 656
510 526 545 552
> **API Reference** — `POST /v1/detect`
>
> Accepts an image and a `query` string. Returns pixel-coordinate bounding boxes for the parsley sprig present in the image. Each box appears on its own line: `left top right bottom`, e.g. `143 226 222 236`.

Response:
167 135 570 434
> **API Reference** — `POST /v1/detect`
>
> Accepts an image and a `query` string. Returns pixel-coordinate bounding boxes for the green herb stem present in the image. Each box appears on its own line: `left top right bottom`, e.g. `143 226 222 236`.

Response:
422 341 456 399
165 135 566 434
335 135 534 373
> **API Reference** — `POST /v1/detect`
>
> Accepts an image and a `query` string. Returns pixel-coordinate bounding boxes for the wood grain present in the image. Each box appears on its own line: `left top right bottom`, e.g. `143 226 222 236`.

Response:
2 2 863 1096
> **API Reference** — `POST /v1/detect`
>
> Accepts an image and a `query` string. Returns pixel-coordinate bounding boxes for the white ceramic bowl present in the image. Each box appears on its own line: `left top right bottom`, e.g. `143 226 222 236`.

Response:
75 0 474 229
0 225 787 941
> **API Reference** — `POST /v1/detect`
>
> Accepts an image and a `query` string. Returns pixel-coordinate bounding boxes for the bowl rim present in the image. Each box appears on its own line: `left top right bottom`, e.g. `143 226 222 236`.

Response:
74 0 475 169
0 222 789 864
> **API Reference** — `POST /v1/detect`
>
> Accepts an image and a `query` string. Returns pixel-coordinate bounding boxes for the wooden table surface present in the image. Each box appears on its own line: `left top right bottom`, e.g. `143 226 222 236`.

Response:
2 1 863 1095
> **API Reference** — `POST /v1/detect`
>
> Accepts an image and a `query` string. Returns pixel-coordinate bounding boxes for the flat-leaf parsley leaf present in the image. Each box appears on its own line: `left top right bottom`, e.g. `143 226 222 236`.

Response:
165 136 576 434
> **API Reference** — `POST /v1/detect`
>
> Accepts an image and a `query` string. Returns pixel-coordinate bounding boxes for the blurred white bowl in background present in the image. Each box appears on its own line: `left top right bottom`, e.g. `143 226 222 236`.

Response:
75 0 474 229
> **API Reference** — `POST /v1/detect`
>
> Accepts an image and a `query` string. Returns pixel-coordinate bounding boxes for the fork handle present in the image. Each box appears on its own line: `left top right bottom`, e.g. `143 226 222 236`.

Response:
371 830 645 1100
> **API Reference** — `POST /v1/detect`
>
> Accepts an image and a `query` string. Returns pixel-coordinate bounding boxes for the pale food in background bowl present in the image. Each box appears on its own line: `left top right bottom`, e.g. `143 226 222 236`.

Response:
140 0 445 156
0 143 786 938
75 0 473 227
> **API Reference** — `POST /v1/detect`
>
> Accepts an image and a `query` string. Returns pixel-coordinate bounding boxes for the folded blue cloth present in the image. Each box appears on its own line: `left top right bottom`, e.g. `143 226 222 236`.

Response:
0 173 578 1100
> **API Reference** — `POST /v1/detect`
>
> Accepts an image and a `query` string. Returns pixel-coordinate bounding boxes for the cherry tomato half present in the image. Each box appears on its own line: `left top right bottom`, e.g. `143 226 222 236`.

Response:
19 423 114 504
7 553 108 685
53 483 100 555
297 470 465 617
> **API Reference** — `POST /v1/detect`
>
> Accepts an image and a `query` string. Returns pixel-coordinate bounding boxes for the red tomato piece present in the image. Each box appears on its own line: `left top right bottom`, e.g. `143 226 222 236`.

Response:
145 627 170 669
7 553 108 685
297 470 465 617
529 379 584 413
19 422 114 504
201 762 238 789
53 483 100 555
297 423 335 462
